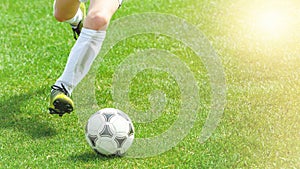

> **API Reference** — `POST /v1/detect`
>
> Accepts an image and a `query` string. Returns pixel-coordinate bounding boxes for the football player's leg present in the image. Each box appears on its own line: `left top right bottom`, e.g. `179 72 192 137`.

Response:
55 0 121 93
50 0 121 116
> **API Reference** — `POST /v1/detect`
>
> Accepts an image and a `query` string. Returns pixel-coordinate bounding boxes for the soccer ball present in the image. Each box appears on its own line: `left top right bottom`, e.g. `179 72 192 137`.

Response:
85 108 134 156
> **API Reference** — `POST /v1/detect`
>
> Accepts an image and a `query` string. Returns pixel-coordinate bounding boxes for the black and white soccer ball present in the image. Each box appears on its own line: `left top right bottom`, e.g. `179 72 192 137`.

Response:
85 108 134 156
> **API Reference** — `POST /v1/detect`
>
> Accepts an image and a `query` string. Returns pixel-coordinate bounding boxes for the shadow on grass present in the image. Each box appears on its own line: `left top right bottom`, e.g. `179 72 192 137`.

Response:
0 86 57 139
69 151 123 162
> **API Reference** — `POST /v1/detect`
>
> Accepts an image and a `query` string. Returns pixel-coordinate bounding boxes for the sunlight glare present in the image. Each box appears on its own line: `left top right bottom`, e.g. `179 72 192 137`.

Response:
255 9 288 38
238 0 298 41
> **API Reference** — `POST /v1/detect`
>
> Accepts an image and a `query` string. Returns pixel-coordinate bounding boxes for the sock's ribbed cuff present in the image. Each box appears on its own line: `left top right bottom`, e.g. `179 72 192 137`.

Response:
80 28 106 39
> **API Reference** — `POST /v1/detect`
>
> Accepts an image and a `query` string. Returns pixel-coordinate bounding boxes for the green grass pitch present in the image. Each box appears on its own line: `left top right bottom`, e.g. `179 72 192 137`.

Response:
0 0 299 168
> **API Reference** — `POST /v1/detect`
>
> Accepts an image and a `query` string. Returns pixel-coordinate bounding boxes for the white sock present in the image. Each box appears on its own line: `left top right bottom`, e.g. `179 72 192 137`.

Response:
64 8 83 26
55 28 106 94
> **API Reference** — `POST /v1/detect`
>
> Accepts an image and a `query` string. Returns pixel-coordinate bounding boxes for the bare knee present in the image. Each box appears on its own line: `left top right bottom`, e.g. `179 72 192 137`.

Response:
53 0 80 23
54 13 65 22
84 12 110 30
53 11 68 22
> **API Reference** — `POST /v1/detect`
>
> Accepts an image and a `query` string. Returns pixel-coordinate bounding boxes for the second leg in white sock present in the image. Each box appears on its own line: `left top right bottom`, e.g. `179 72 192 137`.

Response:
64 7 83 26
55 28 106 94
53 0 83 26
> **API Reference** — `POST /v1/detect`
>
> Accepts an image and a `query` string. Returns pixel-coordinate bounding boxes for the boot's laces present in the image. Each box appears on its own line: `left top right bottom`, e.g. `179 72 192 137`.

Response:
51 84 69 96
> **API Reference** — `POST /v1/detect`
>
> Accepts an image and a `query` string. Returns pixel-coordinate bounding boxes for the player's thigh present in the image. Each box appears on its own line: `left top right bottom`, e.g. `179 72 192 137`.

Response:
84 0 120 29
88 0 120 21
53 0 80 21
